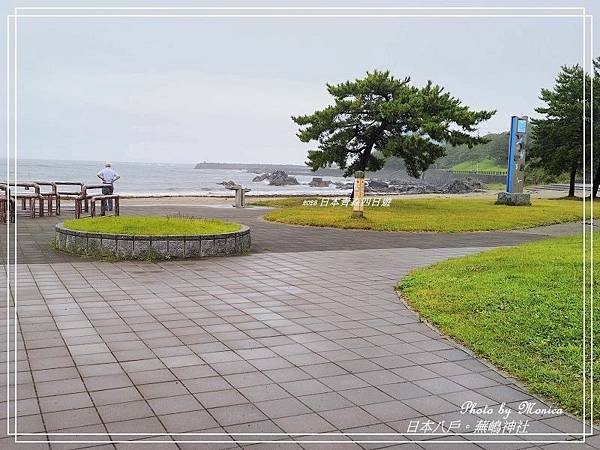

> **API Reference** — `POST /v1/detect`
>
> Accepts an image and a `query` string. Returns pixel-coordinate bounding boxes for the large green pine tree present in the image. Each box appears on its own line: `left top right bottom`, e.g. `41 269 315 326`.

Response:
529 61 599 198
592 57 600 198
292 70 495 178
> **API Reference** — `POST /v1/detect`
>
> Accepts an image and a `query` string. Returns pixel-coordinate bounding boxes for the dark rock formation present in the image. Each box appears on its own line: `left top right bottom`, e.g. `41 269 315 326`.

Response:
252 173 270 182
218 180 238 188
308 177 331 187
443 178 486 194
252 171 300 186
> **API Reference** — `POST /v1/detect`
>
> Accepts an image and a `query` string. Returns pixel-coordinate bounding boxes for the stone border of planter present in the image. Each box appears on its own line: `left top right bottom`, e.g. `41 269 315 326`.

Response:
54 222 251 259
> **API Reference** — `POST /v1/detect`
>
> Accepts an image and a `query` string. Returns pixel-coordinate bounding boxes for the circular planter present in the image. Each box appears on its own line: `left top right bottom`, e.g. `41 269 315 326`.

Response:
54 222 251 259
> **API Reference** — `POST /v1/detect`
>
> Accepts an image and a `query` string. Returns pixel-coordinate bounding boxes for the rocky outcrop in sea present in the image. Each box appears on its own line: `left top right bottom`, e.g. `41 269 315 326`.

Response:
251 170 300 186
334 177 486 194
307 177 331 187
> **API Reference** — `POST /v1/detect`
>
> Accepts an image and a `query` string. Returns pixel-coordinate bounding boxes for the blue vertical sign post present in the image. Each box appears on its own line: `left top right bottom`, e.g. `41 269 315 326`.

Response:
497 115 531 205
506 115 529 193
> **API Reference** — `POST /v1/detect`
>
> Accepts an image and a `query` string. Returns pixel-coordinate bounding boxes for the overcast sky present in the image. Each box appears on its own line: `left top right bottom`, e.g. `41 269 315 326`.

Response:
2 0 598 164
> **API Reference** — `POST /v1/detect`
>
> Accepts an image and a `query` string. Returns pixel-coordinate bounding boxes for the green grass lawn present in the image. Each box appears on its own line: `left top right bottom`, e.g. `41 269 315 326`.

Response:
255 197 596 232
64 216 242 236
485 182 508 191
452 158 507 173
398 234 598 420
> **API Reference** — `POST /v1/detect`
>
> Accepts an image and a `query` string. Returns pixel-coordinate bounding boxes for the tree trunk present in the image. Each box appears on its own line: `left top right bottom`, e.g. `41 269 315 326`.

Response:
568 164 577 197
593 158 600 198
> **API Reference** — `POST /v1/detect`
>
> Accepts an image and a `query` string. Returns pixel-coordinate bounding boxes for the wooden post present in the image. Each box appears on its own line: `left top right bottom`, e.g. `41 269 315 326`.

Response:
114 197 120 216
82 187 89 212
29 198 35 218
352 171 365 218
90 199 96 217
75 198 81 219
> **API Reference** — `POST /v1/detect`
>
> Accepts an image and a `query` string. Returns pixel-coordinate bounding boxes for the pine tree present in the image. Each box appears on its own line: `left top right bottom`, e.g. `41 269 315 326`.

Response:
292 70 495 178
529 62 598 197
592 57 600 198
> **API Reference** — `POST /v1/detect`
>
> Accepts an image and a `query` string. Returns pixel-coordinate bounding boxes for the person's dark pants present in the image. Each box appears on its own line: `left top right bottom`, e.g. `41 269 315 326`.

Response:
102 185 114 211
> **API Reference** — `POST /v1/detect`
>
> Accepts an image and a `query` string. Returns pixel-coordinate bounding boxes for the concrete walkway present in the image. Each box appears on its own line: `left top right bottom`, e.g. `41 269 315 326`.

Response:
0 201 596 449
0 202 589 265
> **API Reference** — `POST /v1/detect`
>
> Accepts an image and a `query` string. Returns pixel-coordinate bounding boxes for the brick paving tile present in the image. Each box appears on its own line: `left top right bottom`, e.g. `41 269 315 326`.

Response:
104 416 166 433
362 400 422 422
195 389 248 408
279 379 331 396
182 376 232 393
239 384 291 402
136 381 189 399
90 387 143 406
413 377 468 395
127 368 176 385
147 394 203 415
338 387 395 406
297 391 354 412
254 397 312 419
43 407 103 431
224 371 271 388
159 410 218 432
319 406 381 429
83 374 133 392
275 413 337 433
403 395 459 416
38 392 94 413
379 382 432 401
208 403 268 426
97 400 155 423
225 418 283 434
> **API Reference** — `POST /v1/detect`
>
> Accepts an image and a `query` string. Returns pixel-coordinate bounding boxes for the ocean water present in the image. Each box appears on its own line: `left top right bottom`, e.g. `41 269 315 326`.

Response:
0 159 351 196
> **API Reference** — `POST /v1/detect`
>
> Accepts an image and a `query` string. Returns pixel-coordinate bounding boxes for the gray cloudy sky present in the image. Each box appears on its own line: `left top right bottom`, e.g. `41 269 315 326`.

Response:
2 0 598 164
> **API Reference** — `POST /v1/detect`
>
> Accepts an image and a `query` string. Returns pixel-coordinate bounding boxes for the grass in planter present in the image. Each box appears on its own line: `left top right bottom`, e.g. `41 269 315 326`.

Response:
63 216 242 236
252 196 597 232
398 233 599 420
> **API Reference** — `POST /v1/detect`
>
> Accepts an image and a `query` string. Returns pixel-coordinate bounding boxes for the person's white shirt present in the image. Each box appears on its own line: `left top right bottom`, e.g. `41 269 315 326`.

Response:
97 167 119 184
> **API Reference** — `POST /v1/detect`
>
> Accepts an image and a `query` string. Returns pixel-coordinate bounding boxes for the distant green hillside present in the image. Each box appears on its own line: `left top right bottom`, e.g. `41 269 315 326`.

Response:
452 158 507 174
380 132 509 173
435 132 509 170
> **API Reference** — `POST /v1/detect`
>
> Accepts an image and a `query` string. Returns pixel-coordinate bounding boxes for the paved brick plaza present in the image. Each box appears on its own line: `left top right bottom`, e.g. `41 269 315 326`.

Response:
1 202 597 449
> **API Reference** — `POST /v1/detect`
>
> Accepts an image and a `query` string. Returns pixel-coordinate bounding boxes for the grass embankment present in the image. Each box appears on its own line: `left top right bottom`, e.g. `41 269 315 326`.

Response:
398 234 599 419
64 216 242 236
256 197 596 232
452 158 507 173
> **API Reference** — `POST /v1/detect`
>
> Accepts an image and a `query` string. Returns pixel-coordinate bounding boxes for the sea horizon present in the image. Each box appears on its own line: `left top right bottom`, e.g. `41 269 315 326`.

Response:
0 158 352 196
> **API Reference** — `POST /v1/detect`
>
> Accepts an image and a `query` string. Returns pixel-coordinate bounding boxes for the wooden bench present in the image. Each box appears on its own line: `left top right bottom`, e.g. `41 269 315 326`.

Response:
34 181 60 216
0 184 15 223
12 183 43 218
75 184 106 218
55 181 86 215
90 195 120 217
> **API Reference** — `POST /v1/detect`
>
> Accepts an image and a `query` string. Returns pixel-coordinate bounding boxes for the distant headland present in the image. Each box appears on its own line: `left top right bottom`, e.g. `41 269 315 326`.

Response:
194 162 344 177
